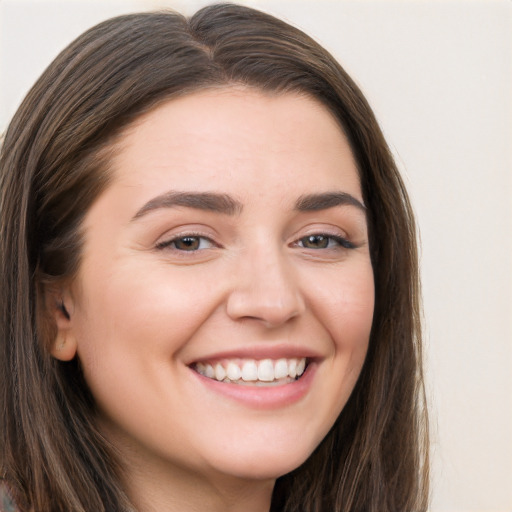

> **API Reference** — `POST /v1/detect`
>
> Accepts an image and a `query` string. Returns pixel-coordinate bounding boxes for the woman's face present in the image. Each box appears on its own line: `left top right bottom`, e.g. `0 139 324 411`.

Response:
56 89 374 484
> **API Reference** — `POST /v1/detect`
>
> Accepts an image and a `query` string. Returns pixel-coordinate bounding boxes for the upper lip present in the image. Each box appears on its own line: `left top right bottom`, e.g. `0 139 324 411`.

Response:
186 344 324 365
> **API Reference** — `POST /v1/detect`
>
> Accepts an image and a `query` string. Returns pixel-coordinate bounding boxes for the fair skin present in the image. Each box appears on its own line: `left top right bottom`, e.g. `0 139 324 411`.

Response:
51 88 374 512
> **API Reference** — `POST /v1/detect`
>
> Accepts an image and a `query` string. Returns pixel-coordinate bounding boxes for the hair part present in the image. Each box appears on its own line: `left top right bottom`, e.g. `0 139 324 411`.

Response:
0 4 428 511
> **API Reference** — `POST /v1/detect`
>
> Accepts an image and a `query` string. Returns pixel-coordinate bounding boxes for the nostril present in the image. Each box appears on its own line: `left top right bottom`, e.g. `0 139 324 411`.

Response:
225 250 306 325
226 286 305 326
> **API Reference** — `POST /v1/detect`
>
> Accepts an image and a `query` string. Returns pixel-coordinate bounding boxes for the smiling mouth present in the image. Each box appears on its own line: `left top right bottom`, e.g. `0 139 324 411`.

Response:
191 357 308 387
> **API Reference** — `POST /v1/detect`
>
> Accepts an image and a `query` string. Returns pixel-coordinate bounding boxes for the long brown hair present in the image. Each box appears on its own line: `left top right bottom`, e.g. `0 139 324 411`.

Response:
0 4 428 511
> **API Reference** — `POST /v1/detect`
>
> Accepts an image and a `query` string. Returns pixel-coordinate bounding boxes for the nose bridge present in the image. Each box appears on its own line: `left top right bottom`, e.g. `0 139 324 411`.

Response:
226 236 305 326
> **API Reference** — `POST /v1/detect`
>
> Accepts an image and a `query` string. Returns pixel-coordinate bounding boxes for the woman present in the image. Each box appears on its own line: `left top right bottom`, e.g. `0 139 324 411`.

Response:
0 4 429 511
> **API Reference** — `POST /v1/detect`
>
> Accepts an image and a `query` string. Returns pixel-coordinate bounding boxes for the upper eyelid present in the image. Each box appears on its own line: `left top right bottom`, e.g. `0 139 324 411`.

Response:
157 229 350 242
294 233 355 248
289 224 351 241
153 222 357 245
155 232 219 250
155 225 218 241
156 234 354 255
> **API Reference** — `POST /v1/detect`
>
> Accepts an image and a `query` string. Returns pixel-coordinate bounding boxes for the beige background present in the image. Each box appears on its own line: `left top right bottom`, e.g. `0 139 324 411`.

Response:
1 1 511 510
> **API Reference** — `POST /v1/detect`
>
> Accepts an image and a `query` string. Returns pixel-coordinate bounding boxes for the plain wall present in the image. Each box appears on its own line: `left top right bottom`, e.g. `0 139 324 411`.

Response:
1 1 511 510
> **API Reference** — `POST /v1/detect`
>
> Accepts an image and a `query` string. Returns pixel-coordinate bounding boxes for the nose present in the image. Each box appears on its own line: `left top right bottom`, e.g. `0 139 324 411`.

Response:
226 243 306 328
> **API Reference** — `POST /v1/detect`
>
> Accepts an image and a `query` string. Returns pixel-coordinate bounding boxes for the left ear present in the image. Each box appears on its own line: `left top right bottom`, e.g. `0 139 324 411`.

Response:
45 287 78 361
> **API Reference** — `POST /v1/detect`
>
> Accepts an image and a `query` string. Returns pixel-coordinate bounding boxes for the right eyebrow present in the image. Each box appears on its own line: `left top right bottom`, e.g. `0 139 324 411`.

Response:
131 191 244 221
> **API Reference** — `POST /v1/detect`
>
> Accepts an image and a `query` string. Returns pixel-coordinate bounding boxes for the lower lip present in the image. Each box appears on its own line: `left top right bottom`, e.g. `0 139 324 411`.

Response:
190 363 317 409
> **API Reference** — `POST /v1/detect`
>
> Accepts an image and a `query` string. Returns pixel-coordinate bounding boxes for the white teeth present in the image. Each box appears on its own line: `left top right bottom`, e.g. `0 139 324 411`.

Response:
195 357 308 384
288 359 297 379
257 359 274 382
274 358 289 379
296 358 306 376
205 364 215 379
226 361 242 381
214 363 226 381
241 360 258 381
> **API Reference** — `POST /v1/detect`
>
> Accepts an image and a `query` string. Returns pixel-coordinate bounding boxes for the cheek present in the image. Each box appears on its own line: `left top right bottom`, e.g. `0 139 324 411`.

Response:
309 261 374 404
311 261 375 344
336 264 374 372
69 265 221 441
72 264 220 368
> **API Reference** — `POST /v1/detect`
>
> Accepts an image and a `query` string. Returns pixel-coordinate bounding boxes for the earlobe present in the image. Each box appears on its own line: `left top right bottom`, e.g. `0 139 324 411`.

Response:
50 332 78 361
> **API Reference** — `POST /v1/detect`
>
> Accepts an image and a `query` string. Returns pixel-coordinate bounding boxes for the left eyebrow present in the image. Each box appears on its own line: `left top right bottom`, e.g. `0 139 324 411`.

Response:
295 192 366 213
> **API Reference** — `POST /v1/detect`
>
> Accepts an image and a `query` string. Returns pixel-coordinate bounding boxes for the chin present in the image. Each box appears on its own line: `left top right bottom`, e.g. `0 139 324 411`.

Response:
205 436 320 481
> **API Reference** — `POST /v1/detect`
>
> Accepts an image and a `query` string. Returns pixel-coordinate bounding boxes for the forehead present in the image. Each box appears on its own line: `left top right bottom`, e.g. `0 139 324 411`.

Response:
109 87 362 202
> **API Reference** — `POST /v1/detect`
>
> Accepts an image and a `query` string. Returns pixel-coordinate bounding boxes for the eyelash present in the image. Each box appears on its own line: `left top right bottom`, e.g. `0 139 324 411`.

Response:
295 234 356 250
156 233 217 252
156 233 355 253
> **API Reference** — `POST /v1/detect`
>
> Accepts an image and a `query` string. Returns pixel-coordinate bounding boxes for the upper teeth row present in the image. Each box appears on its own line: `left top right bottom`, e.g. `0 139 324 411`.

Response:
195 358 307 383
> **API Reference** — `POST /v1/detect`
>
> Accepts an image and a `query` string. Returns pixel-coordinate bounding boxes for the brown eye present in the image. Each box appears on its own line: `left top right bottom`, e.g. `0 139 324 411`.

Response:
297 234 356 250
157 235 215 251
174 236 201 251
301 235 330 249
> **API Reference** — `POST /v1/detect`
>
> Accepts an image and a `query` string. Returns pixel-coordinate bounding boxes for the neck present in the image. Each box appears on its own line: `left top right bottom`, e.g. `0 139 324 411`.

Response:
117 446 275 512
126 466 274 512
